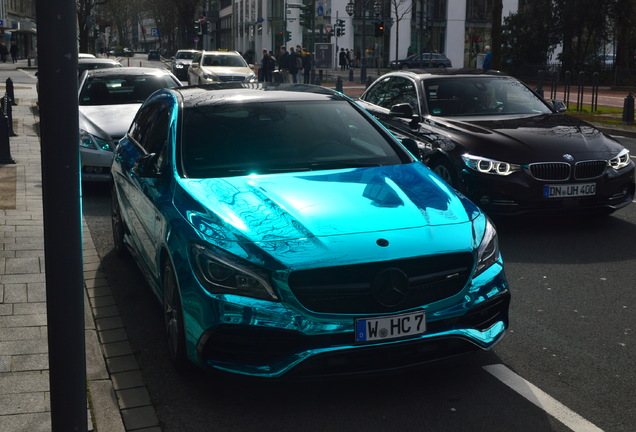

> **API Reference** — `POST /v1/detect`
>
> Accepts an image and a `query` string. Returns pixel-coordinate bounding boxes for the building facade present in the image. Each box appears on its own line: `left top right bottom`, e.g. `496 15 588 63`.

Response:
197 0 518 69
2 0 36 60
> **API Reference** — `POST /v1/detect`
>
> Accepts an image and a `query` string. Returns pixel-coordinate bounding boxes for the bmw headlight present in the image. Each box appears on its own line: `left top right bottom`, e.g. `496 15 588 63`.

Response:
190 243 278 301
474 218 500 278
79 130 112 151
608 148 631 170
462 154 521 176
175 63 184 69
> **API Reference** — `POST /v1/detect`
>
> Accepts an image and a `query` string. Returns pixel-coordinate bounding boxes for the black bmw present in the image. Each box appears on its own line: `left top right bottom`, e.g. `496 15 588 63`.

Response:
357 69 635 216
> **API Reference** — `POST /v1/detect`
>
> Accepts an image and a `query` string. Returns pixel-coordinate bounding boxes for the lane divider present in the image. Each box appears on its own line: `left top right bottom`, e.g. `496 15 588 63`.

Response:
483 364 604 432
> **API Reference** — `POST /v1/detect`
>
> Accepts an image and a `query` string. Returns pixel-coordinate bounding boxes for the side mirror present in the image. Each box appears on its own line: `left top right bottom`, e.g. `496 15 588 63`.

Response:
552 99 567 113
390 103 413 118
133 153 160 178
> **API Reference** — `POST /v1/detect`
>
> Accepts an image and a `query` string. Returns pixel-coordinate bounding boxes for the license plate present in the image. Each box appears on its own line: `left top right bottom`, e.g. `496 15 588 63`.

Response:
355 311 426 342
543 183 596 198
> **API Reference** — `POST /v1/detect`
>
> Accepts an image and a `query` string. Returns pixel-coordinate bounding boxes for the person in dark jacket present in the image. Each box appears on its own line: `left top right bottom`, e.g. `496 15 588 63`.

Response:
339 48 348 71
278 46 290 83
301 48 312 84
289 47 301 83
9 41 18 63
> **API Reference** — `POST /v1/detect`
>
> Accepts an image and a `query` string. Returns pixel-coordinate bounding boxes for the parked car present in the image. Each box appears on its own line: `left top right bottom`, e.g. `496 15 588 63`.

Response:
187 50 257 85
78 67 182 182
171 49 199 80
389 53 452 69
356 69 635 216
77 58 122 78
147 49 160 60
110 82 510 377
79 53 96 59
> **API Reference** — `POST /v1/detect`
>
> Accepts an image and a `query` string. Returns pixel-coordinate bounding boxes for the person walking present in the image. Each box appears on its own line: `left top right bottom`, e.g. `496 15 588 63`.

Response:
9 41 18 63
278 46 290 83
482 45 492 70
301 48 312 84
339 48 348 71
0 43 7 63
289 47 301 83
260 49 273 82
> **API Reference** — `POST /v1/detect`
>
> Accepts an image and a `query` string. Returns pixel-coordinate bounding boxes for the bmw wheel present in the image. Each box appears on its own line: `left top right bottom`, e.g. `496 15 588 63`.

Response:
163 263 189 372
430 158 463 192
111 184 128 257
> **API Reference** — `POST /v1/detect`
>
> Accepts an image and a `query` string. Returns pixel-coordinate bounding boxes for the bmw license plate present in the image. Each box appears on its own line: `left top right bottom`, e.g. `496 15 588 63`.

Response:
543 183 596 198
355 311 426 342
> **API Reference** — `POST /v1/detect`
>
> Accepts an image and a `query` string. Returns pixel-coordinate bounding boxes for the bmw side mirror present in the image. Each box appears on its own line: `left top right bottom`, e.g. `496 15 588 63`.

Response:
390 103 413 119
552 99 567 113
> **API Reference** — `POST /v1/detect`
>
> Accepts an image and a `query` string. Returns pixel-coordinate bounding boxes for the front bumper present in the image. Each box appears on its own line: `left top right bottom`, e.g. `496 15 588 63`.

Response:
460 165 635 216
189 264 510 378
80 147 114 182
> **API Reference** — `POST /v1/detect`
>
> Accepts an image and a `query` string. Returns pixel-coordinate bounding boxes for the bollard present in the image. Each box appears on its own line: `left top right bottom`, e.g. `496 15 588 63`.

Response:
576 71 585 111
0 111 15 164
360 65 367 84
563 71 571 109
6 78 16 106
28 56 31 67
591 72 599 112
535 70 544 98
622 93 634 124
314 75 321 86
1 94 16 137
348 68 354 82
336 76 343 92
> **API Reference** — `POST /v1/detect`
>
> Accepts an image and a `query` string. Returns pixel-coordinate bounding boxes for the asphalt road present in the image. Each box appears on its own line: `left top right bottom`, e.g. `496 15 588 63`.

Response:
79 135 636 432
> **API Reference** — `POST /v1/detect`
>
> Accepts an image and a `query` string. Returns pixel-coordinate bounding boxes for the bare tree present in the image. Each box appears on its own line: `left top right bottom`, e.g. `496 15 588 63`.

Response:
390 0 413 64
77 0 108 53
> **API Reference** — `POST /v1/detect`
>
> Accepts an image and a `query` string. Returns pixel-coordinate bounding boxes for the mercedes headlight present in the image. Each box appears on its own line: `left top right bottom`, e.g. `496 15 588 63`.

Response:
190 243 278 301
462 154 521 176
79 130 112 151
474 218 500 277
609 148 631 170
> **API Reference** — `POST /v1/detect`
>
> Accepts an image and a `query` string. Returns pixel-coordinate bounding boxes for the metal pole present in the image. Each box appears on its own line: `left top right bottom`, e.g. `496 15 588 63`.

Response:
36 0 87 431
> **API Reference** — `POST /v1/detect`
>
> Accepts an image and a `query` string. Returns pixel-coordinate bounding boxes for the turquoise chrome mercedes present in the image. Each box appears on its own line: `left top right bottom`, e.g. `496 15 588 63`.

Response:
111 83 510 377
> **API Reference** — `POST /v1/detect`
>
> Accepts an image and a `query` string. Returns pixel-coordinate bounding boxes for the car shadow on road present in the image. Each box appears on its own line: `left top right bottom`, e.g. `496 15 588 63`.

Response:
492 211 636 264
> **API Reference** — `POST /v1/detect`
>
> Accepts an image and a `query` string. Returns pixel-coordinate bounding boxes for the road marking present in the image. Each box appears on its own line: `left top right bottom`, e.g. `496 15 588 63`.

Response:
483 364 604 432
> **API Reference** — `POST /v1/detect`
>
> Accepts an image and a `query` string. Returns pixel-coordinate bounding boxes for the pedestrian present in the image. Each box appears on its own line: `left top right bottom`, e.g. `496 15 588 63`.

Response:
347 48 354 69
260 49 272 82
483 45 492 70
10 41 18 63
0 43 7 63
301 48 312 84
289 46 301 83
278 46 290 83
268 50 277 82
339 48 348 71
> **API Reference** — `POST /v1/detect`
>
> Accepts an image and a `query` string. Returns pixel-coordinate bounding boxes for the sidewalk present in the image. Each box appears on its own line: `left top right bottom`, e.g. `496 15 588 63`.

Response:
0 59 160 431
0 59 633 432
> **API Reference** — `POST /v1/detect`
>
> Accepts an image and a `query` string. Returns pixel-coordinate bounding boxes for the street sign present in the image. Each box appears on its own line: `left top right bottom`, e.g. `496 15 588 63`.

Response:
325 25 333 33
151 28 159 37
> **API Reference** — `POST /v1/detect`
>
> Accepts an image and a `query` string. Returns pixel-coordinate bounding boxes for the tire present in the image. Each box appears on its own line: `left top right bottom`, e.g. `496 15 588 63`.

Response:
163 263 189 372
111 184 128 257
429 158 463 192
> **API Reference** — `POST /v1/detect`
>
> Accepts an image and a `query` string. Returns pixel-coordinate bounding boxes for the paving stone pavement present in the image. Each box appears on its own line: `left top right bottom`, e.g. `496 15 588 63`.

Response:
0 60 160 432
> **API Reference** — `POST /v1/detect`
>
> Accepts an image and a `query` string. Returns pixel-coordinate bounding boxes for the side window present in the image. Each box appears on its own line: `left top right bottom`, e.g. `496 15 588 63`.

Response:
369 77 419 112
361 78 391 107
128 104 156 145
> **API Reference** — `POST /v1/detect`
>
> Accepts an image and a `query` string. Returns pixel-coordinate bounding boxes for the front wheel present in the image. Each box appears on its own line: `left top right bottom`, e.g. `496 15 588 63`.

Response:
111 184 128 257
163 263 189 372
429 158 463 192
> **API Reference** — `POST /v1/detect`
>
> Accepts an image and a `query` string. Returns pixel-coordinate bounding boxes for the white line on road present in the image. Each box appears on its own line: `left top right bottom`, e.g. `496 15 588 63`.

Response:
483 364 604 432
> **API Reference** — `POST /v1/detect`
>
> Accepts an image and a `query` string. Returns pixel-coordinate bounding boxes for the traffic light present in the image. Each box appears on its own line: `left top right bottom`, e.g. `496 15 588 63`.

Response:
300 0 314 28
374 21 384 37
285 31 292 42
194 20 202 35
336 19 345 37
